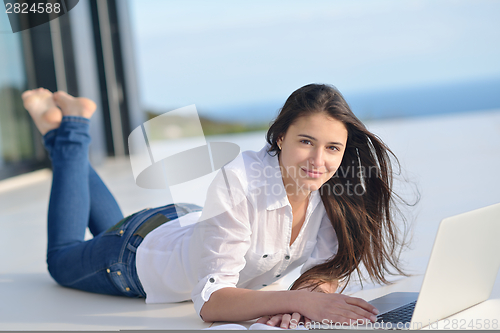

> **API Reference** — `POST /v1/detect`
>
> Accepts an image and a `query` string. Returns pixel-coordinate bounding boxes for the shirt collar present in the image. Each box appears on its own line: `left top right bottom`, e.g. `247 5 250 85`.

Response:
261 145 322 212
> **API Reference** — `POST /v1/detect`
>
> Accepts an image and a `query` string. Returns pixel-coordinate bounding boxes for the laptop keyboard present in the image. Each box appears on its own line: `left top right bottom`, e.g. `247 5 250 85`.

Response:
376 300 417 324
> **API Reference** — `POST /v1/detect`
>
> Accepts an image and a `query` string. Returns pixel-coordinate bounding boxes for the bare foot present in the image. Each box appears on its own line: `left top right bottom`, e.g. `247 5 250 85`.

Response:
53 91 96 119
22 88 63 135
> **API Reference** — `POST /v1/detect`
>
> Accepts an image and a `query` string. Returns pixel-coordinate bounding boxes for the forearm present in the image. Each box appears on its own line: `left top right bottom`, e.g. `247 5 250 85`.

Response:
199 287 306 322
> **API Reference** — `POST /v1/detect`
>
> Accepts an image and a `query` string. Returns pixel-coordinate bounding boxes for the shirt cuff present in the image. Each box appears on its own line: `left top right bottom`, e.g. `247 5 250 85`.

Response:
192 274 237 319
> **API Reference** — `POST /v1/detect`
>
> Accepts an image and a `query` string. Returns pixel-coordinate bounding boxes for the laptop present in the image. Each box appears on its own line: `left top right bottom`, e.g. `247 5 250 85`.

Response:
320 202 500 330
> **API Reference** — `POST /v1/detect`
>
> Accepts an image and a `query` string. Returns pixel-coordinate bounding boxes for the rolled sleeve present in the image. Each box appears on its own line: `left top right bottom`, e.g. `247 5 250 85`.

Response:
189 166 253 318
301 214 338 274
192 274 237 317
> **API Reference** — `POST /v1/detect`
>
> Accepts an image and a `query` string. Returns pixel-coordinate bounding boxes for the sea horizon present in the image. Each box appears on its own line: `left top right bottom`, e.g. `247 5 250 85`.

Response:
182 76 500 125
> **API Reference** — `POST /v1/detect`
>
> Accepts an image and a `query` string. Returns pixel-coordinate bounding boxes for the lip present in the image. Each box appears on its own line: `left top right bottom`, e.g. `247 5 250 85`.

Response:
301 168 324 178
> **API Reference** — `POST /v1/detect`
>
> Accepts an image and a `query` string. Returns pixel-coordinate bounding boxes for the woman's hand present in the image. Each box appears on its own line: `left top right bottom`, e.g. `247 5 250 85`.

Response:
256 312 311 329
256 291 379 329
255 278 338 329
254 276 378 328
290 276 378 325
298 290 378 326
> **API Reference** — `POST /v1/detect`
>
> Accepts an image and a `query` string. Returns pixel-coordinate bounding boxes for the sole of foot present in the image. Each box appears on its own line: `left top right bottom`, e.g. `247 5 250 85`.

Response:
53 91 97 119
22 88 63 135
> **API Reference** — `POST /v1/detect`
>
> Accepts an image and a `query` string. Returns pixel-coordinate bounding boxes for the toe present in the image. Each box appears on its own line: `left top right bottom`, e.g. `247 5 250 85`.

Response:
53 91 96 118
78 97 97 113
21 89 35 100
53 90 73 107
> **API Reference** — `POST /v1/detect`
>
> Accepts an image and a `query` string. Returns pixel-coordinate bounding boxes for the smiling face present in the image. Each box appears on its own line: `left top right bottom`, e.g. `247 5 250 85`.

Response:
277 112 348 198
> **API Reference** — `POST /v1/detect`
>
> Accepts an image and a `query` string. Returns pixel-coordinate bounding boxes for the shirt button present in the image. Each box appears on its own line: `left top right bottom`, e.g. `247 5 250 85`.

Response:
285 255 290 260
106 269 110 273
125 287 130 291
209 277 215 283
119 230 124 235
262 254 268 258
117 271 122 276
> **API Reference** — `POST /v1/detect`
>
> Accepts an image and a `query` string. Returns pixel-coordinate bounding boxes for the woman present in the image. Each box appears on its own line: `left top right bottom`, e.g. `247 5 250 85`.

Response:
22 84 410 328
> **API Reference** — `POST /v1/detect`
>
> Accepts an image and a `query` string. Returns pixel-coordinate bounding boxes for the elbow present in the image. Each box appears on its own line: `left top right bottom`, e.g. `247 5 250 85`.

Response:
198 287 231 322
200 313 212 323
199 303 215 323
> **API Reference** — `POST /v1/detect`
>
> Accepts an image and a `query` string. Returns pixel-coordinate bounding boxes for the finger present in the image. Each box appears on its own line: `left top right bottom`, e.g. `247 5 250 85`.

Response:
340 306 377 325
330 311 360 326
345 303 378 323
267 314 283 327
345 296 379 315
305 316 312 326
335 306 374 325
280 313 292 329
289 312 301 328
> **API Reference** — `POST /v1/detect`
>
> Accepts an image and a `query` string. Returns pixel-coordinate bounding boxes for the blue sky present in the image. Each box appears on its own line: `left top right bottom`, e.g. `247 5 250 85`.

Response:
129 0 500 114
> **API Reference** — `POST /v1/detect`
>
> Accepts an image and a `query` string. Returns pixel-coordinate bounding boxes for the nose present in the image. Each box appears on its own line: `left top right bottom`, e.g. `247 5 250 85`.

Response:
309 147 326 169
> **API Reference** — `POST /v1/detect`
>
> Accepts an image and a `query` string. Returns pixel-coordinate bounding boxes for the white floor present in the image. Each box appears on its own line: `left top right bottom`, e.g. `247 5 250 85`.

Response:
1 109 500 330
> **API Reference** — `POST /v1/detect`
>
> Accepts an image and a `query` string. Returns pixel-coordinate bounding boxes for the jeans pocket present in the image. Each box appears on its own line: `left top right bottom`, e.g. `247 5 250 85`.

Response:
107 264 139 297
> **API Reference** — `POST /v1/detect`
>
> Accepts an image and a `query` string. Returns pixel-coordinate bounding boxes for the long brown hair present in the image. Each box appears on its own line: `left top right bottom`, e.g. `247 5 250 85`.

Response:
266 84 417 291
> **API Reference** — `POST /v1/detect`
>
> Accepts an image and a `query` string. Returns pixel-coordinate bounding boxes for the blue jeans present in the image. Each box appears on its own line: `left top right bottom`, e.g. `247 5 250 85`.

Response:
44 116 202 297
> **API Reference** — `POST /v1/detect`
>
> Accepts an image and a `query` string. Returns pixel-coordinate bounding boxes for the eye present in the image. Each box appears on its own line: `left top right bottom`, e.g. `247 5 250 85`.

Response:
328 146 339 151
300 139 312 145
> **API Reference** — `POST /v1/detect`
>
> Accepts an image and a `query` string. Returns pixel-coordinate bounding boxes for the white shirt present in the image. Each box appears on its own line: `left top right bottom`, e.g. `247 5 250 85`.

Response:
135 143 339 318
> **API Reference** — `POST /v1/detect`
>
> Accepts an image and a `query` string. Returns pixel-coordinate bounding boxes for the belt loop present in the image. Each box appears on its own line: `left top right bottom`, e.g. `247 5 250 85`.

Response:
127 243 138 253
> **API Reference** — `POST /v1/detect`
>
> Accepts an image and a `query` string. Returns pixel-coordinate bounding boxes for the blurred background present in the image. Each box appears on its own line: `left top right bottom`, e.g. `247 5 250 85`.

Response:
1 0 499 180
